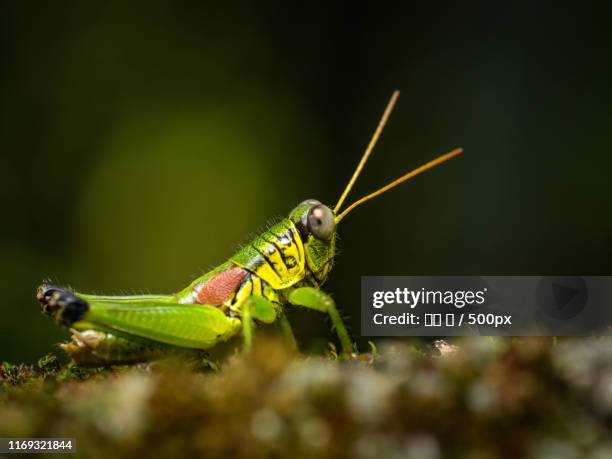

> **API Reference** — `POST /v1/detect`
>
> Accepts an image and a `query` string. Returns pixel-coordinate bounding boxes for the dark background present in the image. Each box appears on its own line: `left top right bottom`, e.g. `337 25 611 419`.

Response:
1 2 610 362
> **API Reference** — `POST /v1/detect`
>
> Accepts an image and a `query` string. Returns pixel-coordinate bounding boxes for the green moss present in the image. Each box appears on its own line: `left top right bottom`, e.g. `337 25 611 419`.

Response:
1 338 611 459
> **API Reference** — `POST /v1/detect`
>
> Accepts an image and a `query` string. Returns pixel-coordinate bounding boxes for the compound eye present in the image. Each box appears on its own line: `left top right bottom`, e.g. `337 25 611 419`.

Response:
306 205 335 241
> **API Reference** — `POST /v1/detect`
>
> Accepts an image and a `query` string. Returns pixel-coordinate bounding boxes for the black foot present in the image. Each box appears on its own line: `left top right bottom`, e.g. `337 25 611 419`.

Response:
36 284 89 325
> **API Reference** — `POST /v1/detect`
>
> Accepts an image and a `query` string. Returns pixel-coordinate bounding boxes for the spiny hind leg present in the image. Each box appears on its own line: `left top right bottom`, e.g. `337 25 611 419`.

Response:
288 287 354 355
37 286 196 365
37 283 241 349
61 328 197 367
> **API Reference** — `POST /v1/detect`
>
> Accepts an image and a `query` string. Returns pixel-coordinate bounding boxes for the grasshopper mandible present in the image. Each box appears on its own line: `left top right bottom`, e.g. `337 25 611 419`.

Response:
37 91 462 365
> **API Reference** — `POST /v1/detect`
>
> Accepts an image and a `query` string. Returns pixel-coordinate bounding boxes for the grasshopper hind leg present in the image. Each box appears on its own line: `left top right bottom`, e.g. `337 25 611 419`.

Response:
37 283 241 350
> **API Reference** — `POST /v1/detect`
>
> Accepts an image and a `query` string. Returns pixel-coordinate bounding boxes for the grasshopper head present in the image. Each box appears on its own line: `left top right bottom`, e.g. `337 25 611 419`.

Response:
289 199 336 283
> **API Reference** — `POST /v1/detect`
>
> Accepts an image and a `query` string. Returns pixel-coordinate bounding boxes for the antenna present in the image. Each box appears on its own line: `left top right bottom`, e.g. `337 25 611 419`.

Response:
334 90 400 213
335 148 463 223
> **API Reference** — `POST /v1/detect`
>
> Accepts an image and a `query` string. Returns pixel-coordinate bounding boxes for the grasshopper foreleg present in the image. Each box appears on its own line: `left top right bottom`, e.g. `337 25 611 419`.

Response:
287 287 354 355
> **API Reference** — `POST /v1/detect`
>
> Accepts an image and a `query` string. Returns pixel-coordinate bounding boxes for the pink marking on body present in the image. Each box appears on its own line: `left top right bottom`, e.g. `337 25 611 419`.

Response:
195 266 248 305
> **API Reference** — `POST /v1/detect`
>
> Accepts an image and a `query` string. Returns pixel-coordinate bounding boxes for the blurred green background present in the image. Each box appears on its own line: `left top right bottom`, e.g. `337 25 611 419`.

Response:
1 3 610 362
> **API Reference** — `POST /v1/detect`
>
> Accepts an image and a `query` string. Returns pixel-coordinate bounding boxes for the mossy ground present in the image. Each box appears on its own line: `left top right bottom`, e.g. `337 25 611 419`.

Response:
1 338 612 459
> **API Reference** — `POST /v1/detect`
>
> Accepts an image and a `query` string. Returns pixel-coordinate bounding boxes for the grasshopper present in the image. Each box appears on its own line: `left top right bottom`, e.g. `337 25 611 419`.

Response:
37 91 462 365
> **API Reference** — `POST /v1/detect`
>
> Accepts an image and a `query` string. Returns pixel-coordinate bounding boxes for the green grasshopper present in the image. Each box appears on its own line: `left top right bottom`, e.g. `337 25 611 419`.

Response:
37 91 462 365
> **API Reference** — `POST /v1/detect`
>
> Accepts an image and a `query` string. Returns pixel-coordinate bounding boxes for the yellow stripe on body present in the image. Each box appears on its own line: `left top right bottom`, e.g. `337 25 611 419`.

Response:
231 273 281 314
230 220 306 290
